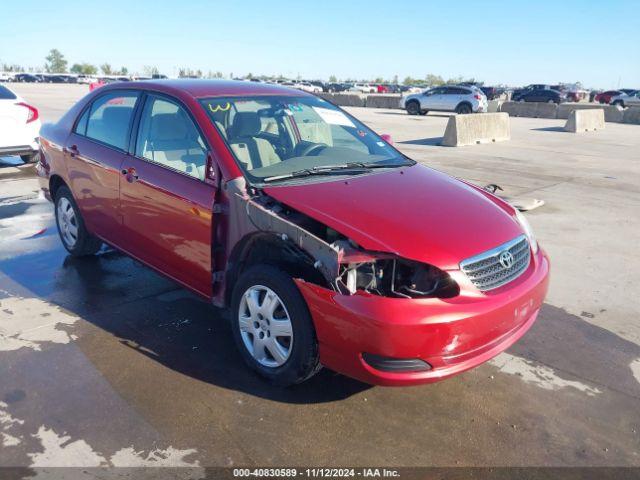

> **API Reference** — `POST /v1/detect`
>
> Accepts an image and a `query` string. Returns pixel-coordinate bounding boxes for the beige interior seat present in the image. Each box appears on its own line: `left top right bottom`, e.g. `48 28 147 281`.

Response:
227 112 281 170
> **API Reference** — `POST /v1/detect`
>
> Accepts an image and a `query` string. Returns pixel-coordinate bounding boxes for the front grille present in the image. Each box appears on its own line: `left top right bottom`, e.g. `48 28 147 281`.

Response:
460 235 530 291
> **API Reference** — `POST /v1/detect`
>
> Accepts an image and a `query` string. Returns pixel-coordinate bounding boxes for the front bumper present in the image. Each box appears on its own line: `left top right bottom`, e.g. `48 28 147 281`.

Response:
296 249 550 386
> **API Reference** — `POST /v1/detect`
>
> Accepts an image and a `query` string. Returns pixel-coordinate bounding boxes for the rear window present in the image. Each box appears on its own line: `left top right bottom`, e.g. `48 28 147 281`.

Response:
0 85 17 100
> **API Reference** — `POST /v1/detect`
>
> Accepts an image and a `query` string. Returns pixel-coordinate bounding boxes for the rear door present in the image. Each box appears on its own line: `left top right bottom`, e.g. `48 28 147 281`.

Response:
119 93 217 297
444 87 468 110
65 90 140 243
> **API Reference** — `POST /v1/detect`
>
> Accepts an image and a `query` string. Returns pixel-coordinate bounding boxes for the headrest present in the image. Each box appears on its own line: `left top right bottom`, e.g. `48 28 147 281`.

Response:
230 112 261 138
150 113 188 141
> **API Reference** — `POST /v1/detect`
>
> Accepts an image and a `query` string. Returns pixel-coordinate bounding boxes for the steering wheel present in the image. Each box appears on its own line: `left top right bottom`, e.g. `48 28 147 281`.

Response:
299 143 328 157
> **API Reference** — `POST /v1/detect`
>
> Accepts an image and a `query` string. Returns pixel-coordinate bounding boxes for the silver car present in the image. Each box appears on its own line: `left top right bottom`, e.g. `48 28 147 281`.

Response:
610 91 640 108
402 85 488 115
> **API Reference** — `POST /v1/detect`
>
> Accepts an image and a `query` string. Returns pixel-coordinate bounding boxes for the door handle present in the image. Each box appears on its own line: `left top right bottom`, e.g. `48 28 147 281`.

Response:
65 144 79 157
121 167 139 182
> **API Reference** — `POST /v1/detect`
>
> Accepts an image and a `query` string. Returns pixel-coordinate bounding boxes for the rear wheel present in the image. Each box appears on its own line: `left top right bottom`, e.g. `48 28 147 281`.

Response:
455 103 472 114
54 186 102 256
231 264 321 386
612 100 624 108
406 100 421 115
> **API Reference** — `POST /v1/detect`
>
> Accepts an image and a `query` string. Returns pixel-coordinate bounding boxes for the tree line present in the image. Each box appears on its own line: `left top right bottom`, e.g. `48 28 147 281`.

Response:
2 48 479 86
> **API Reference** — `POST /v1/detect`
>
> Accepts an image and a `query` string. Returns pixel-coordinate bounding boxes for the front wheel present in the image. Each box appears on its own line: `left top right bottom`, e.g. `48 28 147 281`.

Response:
54 186 102 256
231 265 321 386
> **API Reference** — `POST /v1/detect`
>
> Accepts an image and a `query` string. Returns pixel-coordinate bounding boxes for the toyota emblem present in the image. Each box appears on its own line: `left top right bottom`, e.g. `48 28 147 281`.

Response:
499 250 514 269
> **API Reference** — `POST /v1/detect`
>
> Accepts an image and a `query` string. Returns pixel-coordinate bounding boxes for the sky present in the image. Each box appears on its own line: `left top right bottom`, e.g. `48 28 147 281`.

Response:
1 0 638 88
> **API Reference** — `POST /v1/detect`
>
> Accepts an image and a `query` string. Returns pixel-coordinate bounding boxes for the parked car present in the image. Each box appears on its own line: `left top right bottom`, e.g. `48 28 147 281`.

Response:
37 80 549 386
619 89 638 96
76 75 97 84
589 90 601 103
610 91 640 108
349 83 376 93
0 84 41 162
326 82 349 93
0 72 15 82
594 90 622 104
480 86 505 100
13 73 39 83
294 81 322 93
511 84 550 101
45 75 69 83
517 89 564 104
402 85 488 115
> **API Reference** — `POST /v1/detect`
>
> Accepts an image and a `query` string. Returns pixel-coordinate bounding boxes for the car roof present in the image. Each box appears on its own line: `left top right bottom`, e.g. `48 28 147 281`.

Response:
98 79 310 99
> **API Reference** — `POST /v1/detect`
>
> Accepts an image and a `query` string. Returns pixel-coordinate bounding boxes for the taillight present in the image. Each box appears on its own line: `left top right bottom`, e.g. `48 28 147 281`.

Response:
474 94 481 100
16 102 39 123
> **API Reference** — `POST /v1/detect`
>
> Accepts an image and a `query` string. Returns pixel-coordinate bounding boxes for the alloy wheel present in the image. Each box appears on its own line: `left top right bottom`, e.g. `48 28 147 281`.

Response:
57 197 78 248
238 285 293 368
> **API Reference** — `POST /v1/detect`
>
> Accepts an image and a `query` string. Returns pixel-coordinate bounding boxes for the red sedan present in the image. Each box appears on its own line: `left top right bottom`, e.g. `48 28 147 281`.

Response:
594 90 622 104
36 80 549 386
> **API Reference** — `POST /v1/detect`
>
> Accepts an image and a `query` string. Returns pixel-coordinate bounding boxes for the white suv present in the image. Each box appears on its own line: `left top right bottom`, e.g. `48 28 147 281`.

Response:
0 84 41 162
402 85 488 115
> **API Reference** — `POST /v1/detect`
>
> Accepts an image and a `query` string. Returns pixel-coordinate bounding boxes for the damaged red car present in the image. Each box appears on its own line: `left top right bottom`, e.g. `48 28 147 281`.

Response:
37 80 550 386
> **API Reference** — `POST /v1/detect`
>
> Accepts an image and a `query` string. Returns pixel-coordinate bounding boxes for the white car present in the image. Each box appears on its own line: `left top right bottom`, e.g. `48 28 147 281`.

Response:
76 75 97 84
294 82 322 93
0 72 15 82
349 83 376 93
610 91 640 108
401 85 488 115
0 84 41 162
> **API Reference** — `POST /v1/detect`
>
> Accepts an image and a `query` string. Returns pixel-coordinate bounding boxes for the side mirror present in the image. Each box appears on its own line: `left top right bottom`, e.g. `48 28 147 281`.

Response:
380 134 394 145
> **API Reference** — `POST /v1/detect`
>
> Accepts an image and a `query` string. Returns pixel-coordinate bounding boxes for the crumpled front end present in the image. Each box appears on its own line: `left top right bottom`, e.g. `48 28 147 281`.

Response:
296 248 550 386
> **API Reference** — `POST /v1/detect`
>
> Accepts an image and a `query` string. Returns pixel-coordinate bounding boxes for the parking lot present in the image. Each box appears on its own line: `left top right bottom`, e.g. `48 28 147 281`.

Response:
1 84 639 468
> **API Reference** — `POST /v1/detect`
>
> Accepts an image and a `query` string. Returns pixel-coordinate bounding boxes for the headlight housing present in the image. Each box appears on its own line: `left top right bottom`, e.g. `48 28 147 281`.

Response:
339 257 459 299
515 209 539 254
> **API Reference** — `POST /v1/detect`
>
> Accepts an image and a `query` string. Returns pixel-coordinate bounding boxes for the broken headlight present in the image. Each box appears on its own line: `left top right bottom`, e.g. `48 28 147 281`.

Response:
339 258 459 299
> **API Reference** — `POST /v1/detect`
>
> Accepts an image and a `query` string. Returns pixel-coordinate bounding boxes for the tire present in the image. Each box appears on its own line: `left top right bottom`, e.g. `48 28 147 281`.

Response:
613 100 624 108
230 264 321 386
54 186 102 256
455 103 472 114
406 100 421 115
548 99 555 104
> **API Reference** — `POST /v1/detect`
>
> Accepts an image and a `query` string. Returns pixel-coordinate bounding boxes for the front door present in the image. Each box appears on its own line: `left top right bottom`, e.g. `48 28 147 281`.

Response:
119 94 217 297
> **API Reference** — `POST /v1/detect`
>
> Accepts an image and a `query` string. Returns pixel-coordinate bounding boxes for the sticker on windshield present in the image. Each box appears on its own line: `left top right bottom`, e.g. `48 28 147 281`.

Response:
311 107 355 127
208 102 231 113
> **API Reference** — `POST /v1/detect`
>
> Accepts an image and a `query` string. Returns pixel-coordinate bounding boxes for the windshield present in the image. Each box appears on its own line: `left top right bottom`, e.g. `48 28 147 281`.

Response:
200 95 410 183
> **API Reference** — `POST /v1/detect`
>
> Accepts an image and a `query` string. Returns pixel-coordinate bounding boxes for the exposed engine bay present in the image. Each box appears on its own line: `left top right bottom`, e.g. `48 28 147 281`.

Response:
225 178 458 300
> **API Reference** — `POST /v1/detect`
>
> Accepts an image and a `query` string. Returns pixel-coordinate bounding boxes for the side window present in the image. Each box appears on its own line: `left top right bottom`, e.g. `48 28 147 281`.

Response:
85 92 139 150
74 108 90 135
135 96 207 180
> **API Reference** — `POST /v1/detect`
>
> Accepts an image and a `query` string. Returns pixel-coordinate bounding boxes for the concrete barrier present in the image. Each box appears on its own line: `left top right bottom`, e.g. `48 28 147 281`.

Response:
499 101 558 119
365 94 402 109
564 109 605 132
441 113 510 147
623 107 640 125
316 93 365 107
556 103 624 123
